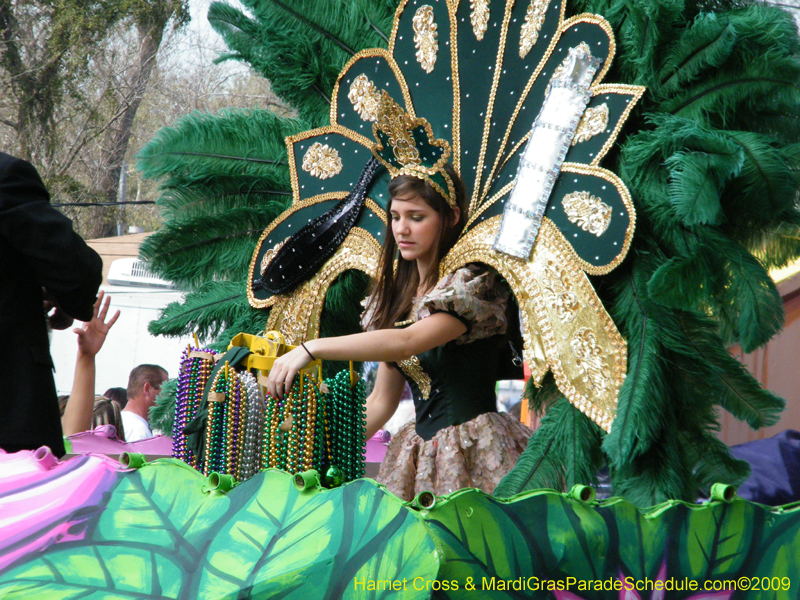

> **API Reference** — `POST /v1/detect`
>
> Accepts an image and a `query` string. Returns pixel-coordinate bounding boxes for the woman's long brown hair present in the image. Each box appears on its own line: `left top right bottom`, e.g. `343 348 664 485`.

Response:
365 164 467 330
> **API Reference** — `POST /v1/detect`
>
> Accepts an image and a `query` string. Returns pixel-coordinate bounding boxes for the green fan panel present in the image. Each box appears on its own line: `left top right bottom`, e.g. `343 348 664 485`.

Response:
546 171 631 268
334 56 408 135
485 22 612 201
564 90 639 165
392 0 454 145
456 0 567 199
292 133 373 200
459 0 568 198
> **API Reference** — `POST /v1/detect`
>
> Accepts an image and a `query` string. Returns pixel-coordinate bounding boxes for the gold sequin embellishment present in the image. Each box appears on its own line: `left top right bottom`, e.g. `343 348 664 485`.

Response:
570 327 611 394
347 74 382 122
519 0 550 58
573 103 609 145
470 0 490 41
301 143 343 179
562 190 612 237
375 93 422 165
412 6 438 74
260 240 285 276
398 355 433 399
542 259 580 323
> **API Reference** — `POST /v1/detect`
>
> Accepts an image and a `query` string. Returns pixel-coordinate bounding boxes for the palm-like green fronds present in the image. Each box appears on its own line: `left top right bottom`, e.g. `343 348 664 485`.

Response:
138 109 300 289
601 257 671 470
138 109 301 186
503 0 799 505
495 397 604 496
141 205 285 287
149 378 178 437
148 280 256 341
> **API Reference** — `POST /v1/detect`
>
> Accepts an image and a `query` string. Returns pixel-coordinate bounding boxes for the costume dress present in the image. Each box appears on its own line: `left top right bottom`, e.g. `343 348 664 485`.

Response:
370 264 532 501
0 152 102 457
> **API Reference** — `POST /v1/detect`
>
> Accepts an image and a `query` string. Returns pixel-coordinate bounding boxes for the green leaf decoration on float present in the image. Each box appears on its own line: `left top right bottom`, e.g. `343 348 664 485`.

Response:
1 459 798 598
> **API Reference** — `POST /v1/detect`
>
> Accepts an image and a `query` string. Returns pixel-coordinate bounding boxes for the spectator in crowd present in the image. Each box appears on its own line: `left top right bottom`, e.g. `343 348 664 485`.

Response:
121 365 168 442
103 387 128 410
57 395 70 417
92 396 126 441
0 151 102 457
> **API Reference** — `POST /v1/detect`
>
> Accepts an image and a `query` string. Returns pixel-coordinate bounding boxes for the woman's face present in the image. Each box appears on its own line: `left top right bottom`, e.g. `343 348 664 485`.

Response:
390 192 443 267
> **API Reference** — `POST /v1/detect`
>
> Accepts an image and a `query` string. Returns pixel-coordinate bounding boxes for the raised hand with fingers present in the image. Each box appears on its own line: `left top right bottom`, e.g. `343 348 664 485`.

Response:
62 291 121 436
74 290 120 359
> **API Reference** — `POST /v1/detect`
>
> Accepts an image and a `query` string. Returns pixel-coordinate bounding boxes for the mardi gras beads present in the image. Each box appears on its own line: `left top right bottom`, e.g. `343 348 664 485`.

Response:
302 380 318 471
224 370 241 477
175 349 366 486
322 369 367 482
173 346 217 467
204 365 226 476
239 371 264 480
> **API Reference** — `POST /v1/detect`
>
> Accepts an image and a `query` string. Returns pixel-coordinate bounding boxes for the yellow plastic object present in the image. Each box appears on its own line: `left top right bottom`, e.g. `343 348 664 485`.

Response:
228 331 320 375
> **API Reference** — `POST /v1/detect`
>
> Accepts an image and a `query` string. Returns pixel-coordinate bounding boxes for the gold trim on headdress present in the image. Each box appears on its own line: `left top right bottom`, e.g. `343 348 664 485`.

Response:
371 91 458 207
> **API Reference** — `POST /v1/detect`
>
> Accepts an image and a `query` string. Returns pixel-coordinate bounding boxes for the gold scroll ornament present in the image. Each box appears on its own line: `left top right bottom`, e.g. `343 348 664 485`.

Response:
519 0 550 58
573 103 609 145
348 74 382 122
301 143 343 180
470 0 490 41
561 190 612 237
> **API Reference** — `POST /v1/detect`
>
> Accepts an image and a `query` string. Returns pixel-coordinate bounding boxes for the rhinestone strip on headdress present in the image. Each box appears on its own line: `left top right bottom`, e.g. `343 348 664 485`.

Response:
371 91 457 207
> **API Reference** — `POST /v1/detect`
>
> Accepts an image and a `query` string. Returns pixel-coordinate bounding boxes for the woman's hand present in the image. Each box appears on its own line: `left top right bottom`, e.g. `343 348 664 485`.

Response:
265 344 314 399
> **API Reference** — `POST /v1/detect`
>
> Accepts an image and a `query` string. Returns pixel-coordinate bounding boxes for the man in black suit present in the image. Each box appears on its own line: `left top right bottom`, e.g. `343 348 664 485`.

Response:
0 151 103 457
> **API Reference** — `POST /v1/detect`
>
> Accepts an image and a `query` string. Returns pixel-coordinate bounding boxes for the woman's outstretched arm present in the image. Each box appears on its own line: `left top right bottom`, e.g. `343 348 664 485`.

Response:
266 312 466 399
365 362 407 439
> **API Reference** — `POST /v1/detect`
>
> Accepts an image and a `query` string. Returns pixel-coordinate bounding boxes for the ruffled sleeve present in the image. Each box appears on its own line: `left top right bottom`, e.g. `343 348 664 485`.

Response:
417 263 509 344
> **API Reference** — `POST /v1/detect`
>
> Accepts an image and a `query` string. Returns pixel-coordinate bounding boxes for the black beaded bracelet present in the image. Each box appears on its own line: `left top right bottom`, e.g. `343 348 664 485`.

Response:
301 342 316 361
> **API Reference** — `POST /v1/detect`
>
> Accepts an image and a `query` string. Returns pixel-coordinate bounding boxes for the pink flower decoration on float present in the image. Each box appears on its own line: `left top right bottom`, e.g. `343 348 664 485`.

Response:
0 448 120 572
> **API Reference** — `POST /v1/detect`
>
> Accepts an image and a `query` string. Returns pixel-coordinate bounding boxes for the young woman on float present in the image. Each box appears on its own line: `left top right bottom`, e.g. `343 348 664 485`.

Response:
266 164 530 500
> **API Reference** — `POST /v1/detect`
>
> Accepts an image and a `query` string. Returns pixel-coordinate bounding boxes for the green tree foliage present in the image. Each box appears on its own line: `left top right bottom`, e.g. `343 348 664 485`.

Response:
0 0 189 237
0 0 123 163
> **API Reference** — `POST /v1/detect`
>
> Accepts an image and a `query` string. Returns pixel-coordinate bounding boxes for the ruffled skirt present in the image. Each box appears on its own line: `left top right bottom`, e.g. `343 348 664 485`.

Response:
376 412 532 501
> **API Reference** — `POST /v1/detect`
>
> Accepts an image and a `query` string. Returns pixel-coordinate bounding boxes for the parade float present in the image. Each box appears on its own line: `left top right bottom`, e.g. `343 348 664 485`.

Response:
2 0 800 597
